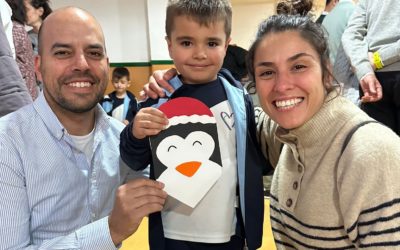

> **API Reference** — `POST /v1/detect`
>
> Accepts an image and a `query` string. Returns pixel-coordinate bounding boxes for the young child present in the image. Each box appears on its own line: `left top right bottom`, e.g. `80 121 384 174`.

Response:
119 1 267 249
101 67 138 125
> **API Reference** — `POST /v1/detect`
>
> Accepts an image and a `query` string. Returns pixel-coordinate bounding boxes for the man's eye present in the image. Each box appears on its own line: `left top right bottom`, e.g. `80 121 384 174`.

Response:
54 51 69 56
89 51 103 58
208 42 218 47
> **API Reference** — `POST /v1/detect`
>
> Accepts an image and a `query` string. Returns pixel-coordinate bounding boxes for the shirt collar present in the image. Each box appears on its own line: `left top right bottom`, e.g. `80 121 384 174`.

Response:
33 92 111 140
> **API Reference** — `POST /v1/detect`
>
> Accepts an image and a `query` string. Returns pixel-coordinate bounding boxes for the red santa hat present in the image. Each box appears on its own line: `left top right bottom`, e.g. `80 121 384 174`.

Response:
159 97 216 127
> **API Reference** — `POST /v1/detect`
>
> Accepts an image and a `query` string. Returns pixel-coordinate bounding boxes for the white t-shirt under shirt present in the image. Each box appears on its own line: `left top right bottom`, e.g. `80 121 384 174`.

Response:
69 128 95 167
160 78 238 243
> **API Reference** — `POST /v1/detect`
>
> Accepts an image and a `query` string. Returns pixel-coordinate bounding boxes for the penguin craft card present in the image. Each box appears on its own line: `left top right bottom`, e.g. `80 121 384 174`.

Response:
150 97 222 208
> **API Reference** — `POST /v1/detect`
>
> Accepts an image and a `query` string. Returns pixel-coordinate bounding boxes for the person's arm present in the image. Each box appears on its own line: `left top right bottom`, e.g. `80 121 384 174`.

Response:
342 2 382 103
254 107 281 169
0 143 166 249
0 140 114 249
0 15 32 117
338 124 400 246
342 1 371 81
139 68 177 100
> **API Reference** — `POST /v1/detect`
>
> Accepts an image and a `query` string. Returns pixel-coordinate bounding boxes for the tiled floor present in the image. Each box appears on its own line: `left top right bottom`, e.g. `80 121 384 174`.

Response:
121 198 276 250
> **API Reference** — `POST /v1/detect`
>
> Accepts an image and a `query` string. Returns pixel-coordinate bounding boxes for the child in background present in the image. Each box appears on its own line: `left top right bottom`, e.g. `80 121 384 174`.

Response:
101 67 138 125
119 0 267 249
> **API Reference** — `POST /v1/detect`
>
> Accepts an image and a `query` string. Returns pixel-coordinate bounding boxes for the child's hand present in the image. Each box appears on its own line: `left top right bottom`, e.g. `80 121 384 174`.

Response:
132 107 169 139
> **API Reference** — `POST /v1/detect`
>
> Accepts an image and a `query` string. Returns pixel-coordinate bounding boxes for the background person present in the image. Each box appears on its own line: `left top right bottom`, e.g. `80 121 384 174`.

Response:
6 0 37 100
101 67 138 125
0 11 32 117
342 0 400 136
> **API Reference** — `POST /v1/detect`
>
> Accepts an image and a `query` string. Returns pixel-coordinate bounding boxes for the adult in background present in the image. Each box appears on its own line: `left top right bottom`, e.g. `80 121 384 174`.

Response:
6 0 38 100
0 7 166 249
342 0 400 136
315 0 338 24
23 0 51 55
322 0 358 104
0 12 32 117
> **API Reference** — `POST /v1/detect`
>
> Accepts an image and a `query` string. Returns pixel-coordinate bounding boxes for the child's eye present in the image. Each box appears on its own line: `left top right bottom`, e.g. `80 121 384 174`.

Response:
180 41 192 47
208 42 218 47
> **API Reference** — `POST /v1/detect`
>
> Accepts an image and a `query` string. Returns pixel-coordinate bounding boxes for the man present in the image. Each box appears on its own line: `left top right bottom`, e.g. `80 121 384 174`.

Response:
0 7 167 249
0 11 32 117
316 0 338 24
342 0 400 135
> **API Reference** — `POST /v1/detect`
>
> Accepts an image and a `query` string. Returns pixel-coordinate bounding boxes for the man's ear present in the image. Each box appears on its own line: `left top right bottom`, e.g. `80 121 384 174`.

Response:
34 55 43 82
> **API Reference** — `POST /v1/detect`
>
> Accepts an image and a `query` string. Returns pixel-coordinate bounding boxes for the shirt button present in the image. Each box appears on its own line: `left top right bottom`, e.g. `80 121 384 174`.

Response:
298 165 302 173
293 181 298 190
286 198 293 208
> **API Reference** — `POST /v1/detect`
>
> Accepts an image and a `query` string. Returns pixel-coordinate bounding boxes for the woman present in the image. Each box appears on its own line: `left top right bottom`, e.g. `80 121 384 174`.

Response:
6 0 37 100
23 0 52 55
248 15 400 249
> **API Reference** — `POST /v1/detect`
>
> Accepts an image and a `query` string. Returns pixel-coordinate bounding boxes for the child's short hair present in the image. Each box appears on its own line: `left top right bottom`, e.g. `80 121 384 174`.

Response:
112 67 130 82
165 0 232 39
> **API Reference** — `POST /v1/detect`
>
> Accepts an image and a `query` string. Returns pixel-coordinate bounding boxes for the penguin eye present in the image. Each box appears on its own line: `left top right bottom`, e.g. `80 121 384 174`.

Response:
193 141 202 147
167 145 177 152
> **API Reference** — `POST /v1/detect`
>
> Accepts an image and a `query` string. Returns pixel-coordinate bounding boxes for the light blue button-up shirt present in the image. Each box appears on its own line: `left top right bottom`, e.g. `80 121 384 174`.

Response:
0 93 129 249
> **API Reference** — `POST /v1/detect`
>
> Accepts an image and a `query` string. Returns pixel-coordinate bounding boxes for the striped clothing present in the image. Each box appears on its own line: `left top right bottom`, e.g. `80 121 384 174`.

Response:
0 93 129 249
256 91 400 249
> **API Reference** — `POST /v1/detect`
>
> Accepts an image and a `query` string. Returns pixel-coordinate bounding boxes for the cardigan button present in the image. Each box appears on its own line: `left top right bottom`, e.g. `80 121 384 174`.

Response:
293 181 298 190
297 165 302 173
286 198 293 208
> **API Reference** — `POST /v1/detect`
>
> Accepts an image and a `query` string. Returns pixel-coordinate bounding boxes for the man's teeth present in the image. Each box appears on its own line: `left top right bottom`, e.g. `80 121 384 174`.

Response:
69 82 91 88
275 98 303 109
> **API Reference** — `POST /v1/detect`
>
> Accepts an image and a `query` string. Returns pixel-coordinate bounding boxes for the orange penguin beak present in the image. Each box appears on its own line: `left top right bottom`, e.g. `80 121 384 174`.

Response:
175 161 201 177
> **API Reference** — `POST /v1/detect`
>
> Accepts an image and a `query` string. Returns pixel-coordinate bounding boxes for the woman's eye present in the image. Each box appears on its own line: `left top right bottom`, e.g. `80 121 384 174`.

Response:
293 64 307 71
259 70 274 79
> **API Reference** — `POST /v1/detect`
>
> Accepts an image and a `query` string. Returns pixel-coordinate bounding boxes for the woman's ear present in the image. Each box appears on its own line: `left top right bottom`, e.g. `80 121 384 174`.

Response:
38 7 44 18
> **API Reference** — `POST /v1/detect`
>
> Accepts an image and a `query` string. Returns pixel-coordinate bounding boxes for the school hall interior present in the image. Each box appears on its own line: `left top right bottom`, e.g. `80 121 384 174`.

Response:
47 0 325 249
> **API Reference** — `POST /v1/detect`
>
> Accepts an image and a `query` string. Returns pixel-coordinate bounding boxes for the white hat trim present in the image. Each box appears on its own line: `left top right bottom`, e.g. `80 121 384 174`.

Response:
167 115 215 128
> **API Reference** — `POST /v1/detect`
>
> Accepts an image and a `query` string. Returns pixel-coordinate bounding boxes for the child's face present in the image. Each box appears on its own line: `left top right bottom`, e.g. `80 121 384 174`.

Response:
112 76 130 95
166 15 230 84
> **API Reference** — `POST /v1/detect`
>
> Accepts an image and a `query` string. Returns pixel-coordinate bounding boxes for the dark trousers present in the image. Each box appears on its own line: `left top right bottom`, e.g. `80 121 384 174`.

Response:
164 235 245 250
360 71 400 136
